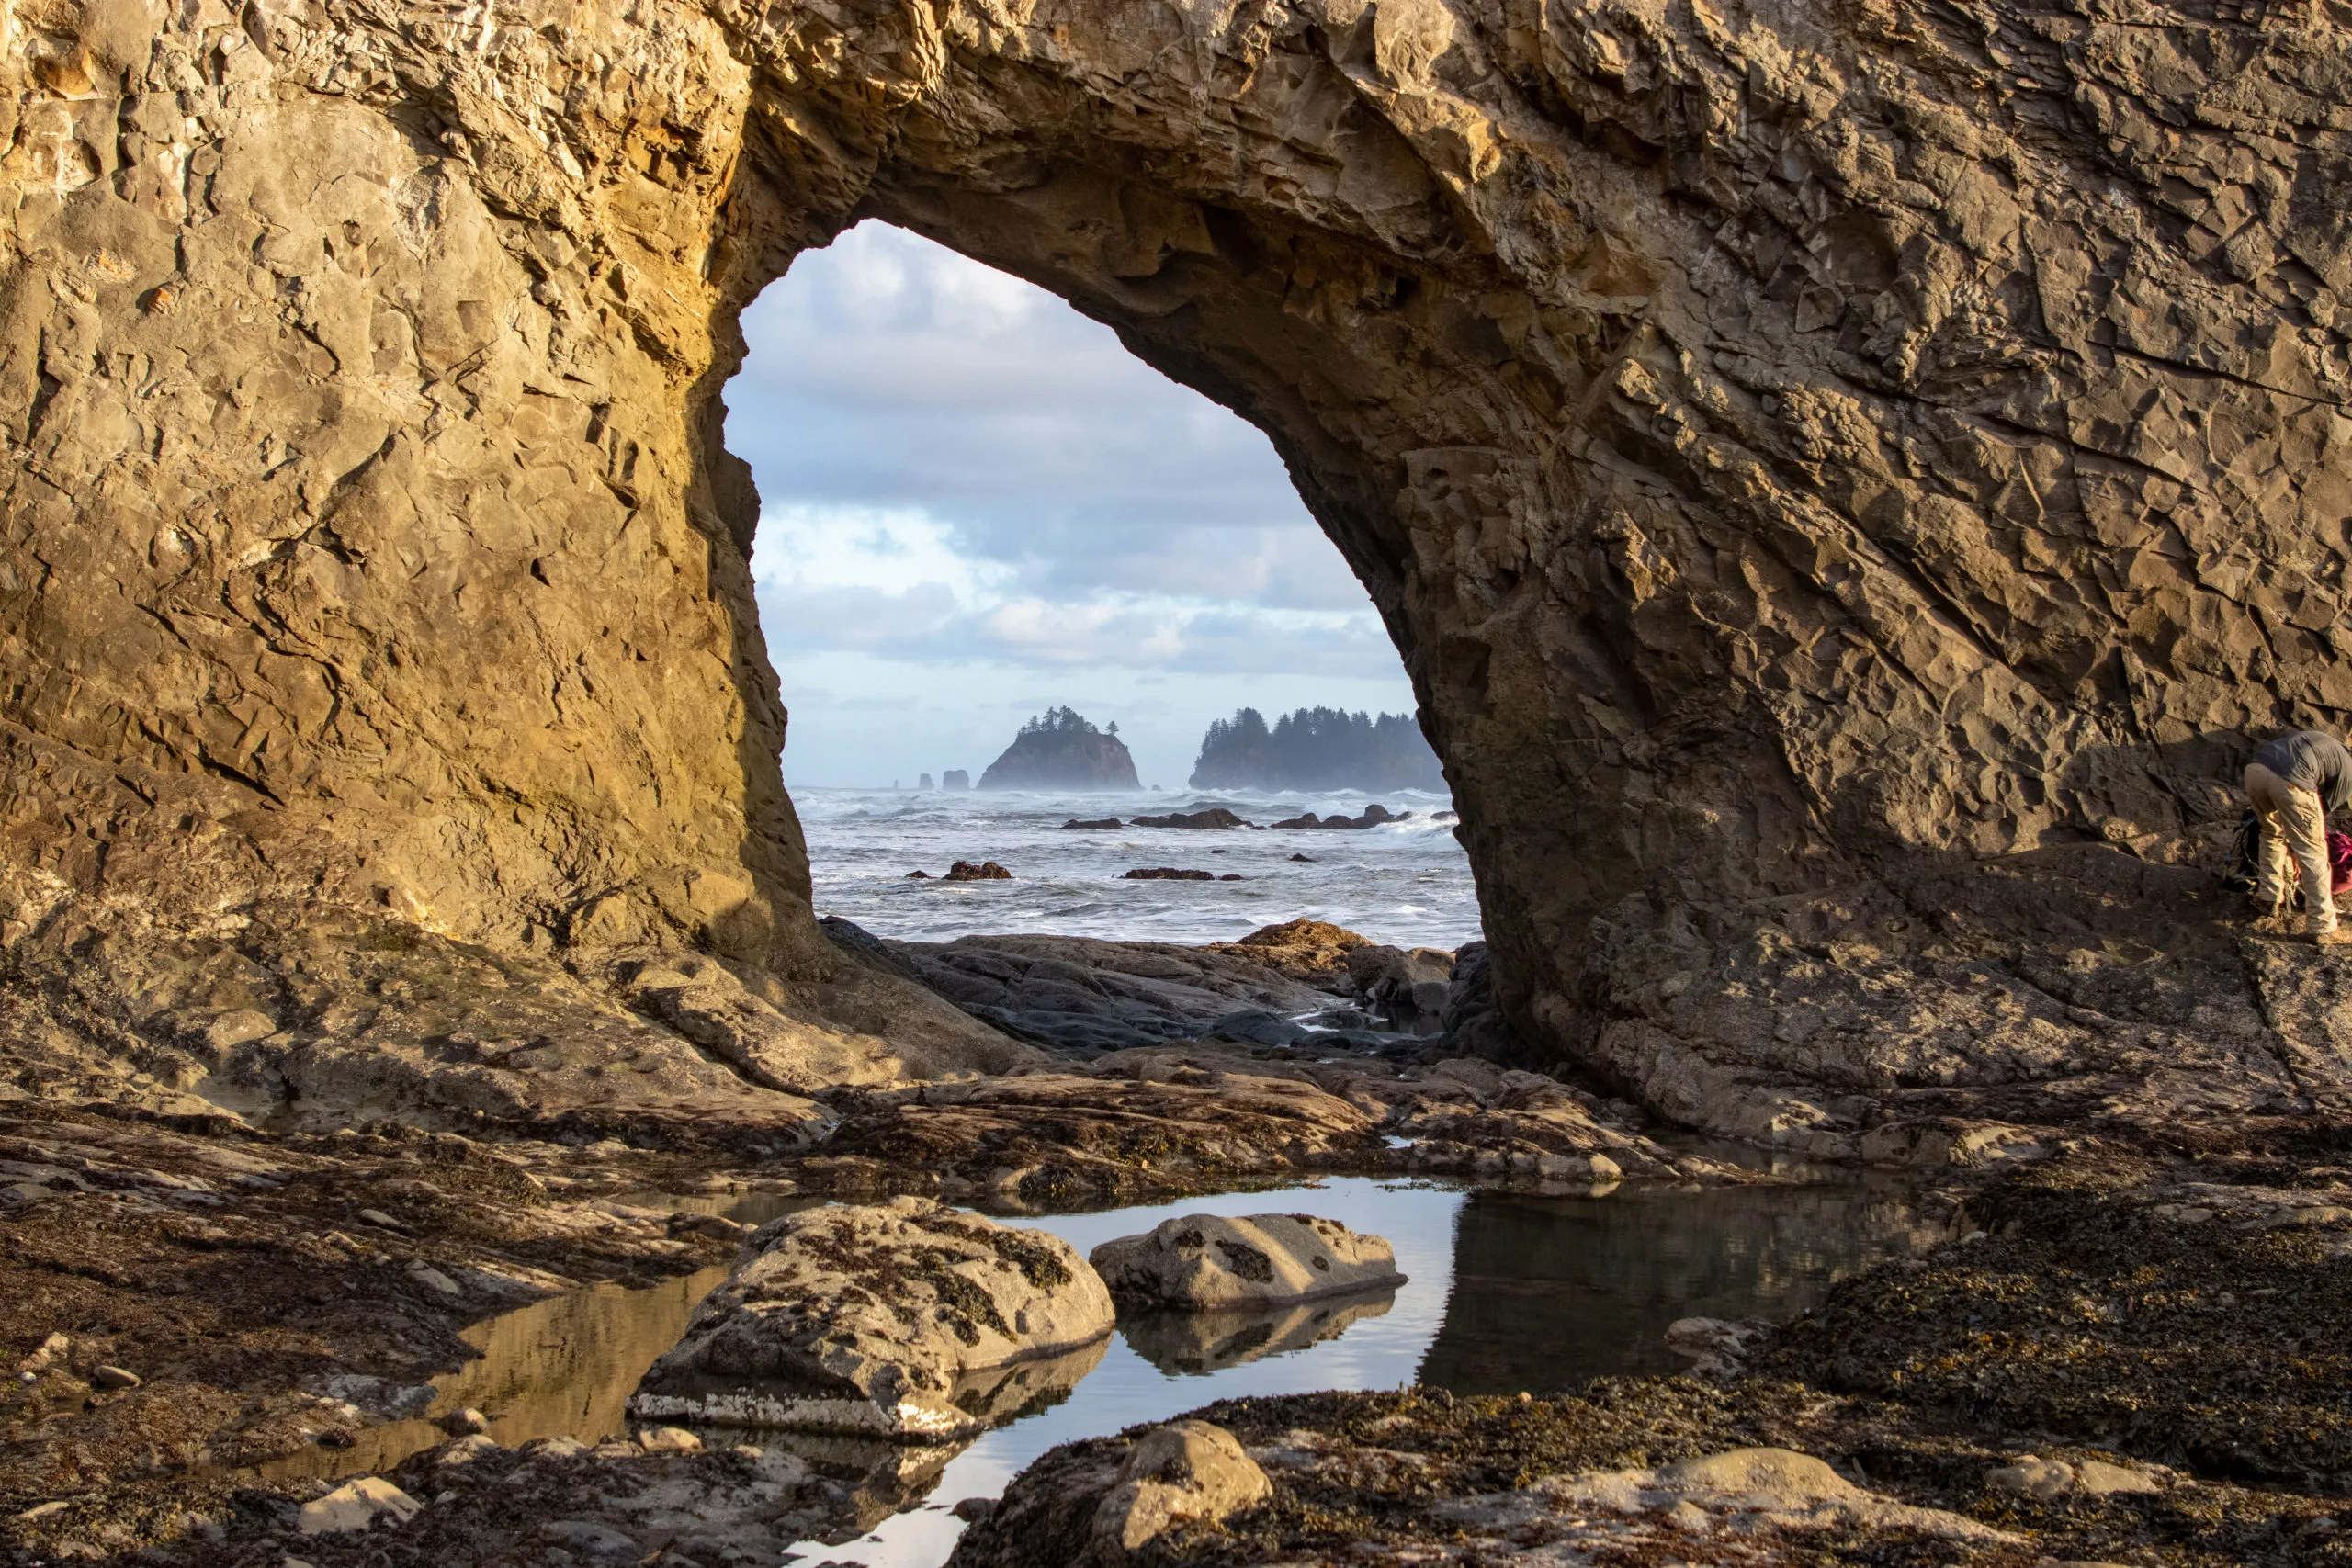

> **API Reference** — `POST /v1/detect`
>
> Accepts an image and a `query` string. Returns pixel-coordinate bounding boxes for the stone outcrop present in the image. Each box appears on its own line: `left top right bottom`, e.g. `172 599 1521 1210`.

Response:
802 1065 1392 1201
1347 943 1457 1028
6 0 2352 1156
1129 810 1250 831
628 1198 1114 1440
1089 1213 1405 1308
978 710 1139 792
797 1044 1702 1201
874 933 1351 1056
950 1420 1271 1568
1207 920 1370 987
1268 806 1409 830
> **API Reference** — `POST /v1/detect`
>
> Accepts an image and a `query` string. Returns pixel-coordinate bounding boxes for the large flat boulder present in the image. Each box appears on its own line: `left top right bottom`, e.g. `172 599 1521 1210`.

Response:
1089 1214 1404 1309
875 933 1351 1057
628 1198 1113 1441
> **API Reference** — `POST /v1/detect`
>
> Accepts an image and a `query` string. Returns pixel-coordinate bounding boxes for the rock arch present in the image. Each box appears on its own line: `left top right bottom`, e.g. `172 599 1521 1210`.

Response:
4 0 2347 1145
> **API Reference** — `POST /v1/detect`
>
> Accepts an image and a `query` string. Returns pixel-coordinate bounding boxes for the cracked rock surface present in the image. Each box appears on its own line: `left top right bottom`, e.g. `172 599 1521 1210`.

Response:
628 1197 1114 1441
6 0 2350 1144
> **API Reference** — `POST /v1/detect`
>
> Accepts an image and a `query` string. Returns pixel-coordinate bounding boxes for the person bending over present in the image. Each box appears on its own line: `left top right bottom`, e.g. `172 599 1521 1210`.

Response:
2245 728 2352 944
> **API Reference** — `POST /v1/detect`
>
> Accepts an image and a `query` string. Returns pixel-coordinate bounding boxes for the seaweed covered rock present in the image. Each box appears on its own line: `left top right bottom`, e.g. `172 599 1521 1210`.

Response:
950 1419 1269 1568
628 1199 1113 1440
1089 1214 1404 1308
1130 809 1250 830
1208 920 1371 986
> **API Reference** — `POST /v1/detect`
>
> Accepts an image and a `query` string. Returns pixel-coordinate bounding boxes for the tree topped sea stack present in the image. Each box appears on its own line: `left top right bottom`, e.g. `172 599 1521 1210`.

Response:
978 710 1140 792
1192 708 1444 793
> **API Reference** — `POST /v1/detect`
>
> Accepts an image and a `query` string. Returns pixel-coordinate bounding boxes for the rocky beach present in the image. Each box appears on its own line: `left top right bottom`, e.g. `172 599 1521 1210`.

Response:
10 864 2352 1566
10 0 2352 1562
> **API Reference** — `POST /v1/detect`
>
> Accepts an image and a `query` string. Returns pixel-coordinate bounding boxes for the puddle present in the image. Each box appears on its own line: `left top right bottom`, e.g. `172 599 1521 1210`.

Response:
799 1172 1939 1567
261 1171 1940 1565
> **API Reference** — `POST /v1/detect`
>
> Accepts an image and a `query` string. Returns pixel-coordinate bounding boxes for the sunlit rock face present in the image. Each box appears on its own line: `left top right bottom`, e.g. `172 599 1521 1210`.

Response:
5 0 2347 1142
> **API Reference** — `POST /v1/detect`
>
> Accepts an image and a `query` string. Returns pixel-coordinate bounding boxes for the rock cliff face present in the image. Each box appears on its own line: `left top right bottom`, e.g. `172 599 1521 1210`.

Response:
5 0 2350 1144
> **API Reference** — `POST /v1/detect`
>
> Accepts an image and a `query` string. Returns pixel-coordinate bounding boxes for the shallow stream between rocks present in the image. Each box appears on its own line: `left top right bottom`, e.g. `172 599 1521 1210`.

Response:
261 1168 1943 1567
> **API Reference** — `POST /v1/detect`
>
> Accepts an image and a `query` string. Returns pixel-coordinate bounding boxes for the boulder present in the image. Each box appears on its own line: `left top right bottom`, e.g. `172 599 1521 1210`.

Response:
1121 867 1213 880
942 861 1013 881
950 1419 1271 1567
1985 1455 2164 1500
1089 1213 1404 1308
1091 1422 1271 1556
1270 804 1409 829
1130 809 1249 829
1439 942 1533 1065
1208 919 1370 986
628 1198 1113 1441
1346 944 1456 1023
1063 818 1125 830
297 1477 422 1535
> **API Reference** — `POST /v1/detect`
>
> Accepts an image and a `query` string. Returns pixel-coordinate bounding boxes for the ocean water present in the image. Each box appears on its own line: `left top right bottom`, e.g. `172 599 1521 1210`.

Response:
797 785 1481 951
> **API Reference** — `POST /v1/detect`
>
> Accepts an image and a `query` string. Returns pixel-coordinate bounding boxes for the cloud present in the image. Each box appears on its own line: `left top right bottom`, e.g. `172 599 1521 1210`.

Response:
729 221 1365 611
751 502 1394 678
727 221 1423 784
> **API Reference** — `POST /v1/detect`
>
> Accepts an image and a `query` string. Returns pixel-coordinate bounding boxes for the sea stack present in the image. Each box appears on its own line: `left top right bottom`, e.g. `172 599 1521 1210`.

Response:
978 709 1140 791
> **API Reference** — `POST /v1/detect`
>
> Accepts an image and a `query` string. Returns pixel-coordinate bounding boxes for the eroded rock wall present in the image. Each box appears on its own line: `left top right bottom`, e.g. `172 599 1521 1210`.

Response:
5 0 2348 1145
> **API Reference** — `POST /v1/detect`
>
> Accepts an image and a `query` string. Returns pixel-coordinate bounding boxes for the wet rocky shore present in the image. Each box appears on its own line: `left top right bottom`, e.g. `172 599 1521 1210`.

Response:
7 922 2352 1567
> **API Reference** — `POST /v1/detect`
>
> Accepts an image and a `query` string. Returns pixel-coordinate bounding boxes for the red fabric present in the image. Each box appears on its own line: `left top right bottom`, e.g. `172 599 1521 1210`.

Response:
2332 829 2352 895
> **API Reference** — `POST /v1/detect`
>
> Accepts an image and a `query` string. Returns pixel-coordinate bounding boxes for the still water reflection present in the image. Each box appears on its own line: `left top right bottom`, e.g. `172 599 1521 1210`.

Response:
267 1172 1941 1565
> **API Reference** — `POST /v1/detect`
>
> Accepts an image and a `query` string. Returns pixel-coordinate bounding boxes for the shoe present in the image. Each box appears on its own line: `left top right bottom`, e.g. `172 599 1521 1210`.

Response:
2317 929 2351 946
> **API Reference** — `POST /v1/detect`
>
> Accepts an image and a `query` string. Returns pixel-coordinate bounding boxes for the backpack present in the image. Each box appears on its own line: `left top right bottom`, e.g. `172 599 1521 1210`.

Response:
2225 808 2261 894
2226 809 2352 897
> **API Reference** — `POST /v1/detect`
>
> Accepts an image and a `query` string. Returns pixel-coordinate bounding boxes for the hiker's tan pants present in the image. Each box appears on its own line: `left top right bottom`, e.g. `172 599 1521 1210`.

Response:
2247 761 2337 933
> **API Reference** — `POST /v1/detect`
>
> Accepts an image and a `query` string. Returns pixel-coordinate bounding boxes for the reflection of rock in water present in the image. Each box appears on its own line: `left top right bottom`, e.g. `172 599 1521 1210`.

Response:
948 1335 1109 1425
711 1337 1110 1545
1121 1290 1396 1376
261 1263 735 1483
1416 1183 1940 1397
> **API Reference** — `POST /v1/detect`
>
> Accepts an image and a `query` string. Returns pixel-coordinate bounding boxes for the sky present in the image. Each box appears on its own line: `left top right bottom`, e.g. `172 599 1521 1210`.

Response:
728 220 1421 791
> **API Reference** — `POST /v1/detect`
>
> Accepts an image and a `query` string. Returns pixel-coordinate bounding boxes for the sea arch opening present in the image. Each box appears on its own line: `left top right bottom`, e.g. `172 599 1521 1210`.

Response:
721 218 1430 804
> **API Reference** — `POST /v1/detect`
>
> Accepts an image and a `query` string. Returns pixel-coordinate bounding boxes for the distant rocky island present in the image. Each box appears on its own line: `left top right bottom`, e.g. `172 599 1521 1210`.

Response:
1190 706 1444 793
978 707 1140 791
